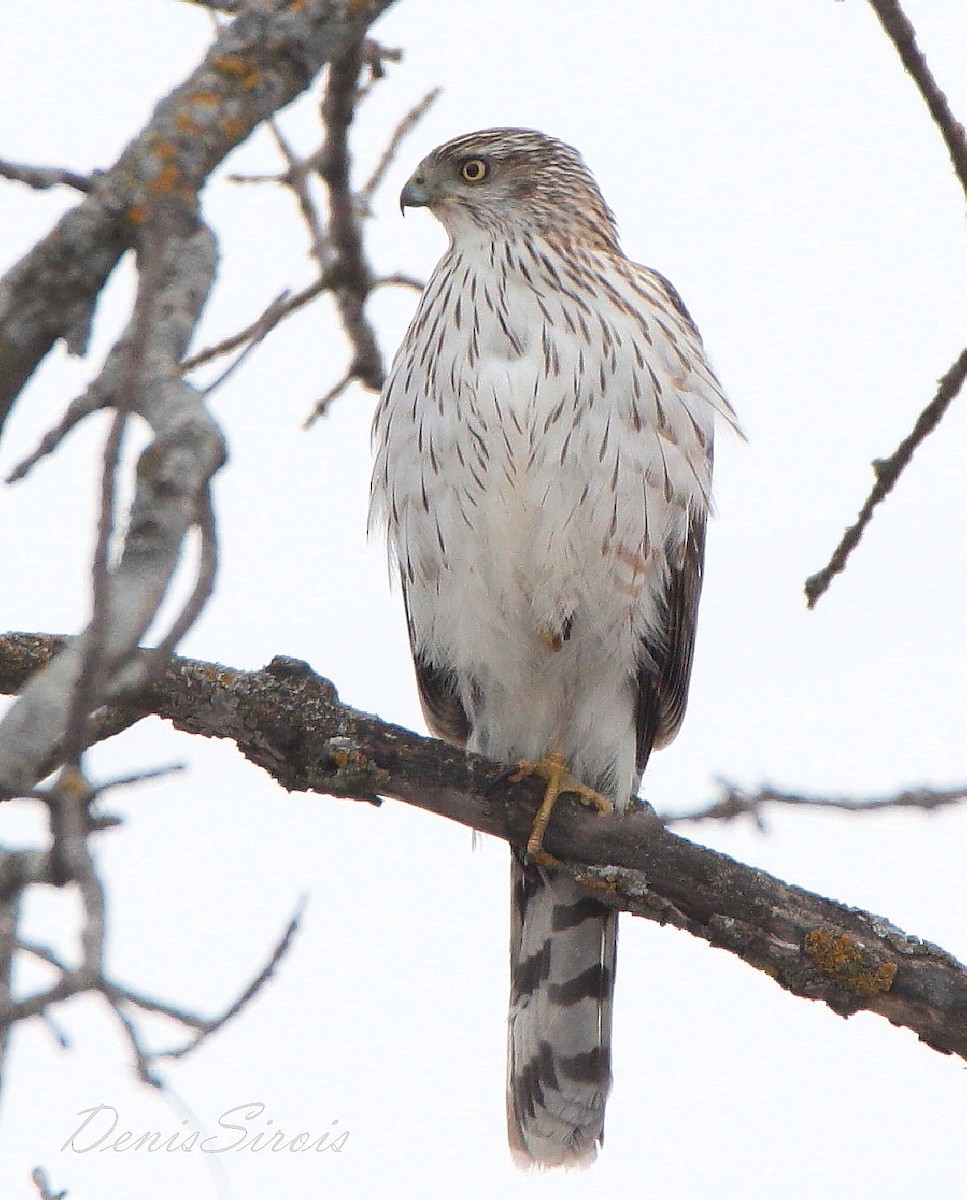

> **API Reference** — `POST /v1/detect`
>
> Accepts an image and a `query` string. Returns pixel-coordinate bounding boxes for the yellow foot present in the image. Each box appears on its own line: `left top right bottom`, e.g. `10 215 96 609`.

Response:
510 751 613 866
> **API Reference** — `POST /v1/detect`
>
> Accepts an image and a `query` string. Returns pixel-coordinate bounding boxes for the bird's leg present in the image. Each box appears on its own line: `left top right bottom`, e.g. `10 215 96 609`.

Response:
510 750 613 867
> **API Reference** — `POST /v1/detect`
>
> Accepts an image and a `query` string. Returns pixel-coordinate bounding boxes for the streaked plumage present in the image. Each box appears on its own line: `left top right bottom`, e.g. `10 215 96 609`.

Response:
370 128 738 1168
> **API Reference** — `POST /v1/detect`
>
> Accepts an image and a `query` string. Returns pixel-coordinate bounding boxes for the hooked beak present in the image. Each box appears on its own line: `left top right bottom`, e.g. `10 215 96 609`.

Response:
400 174 432 214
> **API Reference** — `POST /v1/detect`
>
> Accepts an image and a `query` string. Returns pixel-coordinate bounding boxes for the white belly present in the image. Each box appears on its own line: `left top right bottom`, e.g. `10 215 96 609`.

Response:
371 245 718 802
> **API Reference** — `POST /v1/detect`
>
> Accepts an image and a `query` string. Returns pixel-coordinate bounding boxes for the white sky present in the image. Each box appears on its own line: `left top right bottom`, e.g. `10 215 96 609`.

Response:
2 1 967 1197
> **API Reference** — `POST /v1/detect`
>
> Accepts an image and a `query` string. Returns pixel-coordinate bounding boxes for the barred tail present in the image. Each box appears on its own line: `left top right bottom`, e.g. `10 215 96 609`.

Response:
506 850 618 1168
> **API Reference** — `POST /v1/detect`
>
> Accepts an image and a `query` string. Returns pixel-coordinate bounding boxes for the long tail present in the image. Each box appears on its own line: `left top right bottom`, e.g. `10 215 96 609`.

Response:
506 850 618 1168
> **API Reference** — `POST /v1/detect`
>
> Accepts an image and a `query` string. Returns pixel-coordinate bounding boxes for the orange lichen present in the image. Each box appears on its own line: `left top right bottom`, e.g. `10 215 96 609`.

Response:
218 116 247 140
151 137 179 162
211 53 248 76
147 163 181 195
804 928 898 996
174 111 202 135
127 203 149 225
211 53 261 90
187 90 221 108
574 870 618 894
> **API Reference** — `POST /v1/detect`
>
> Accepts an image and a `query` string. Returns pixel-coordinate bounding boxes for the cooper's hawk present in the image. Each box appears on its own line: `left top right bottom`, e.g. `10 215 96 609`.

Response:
370 128 738 1168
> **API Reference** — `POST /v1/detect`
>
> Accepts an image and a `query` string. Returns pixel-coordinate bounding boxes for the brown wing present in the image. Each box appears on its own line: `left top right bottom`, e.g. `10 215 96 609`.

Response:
634 506 707 780
403 582 471 748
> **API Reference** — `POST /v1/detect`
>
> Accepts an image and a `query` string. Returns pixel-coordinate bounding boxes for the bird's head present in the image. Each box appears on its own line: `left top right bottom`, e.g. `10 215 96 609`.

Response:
400 127 619 250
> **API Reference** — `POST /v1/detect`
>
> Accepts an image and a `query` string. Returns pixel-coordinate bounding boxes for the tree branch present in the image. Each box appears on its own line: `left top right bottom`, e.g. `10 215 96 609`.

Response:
0 0 401 799
0 157 93 193
0 0 398 433
806 0 967 605
805 346 967 607
668 779 967 828
866 0 967 198
0 206 226 798
2 633 966 1062
186 40 433 411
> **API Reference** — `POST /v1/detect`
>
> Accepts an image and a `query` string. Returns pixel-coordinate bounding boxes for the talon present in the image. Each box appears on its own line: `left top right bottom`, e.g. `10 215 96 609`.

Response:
511 751 613 862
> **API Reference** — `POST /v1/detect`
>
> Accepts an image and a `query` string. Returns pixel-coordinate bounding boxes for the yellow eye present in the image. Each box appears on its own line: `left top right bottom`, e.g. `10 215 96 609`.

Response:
460 158 488 183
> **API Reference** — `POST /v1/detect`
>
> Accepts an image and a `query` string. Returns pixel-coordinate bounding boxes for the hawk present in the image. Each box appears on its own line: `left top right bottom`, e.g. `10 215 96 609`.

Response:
370 128 737 1168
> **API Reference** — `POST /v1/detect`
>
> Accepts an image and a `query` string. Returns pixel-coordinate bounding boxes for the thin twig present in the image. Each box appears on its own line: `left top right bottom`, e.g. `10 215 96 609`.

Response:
157 897 305 1060
371 271 423 293
181 278 332 373
359 87 441 207
664 780 967 828
189 52 433 407
805 346 967 606
303 369 354 429
30 1168 67 1200
13 889 303 1081
60 407 129 766
268 118 329 266
110 995 163 1086
179 0 248 11
61 225 167 766
806 1 967 607
200 307 288 396
866 0 967 200
0 157 92 193
90 763 186 794
5 385 110 484
147 486 219 661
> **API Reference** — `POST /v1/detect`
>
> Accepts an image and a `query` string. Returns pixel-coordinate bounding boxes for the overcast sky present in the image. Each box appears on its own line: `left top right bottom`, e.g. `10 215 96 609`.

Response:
2 2 967 1197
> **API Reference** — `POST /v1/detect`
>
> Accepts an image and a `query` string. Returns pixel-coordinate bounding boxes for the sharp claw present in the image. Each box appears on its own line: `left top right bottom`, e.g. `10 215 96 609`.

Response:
511 751 613 862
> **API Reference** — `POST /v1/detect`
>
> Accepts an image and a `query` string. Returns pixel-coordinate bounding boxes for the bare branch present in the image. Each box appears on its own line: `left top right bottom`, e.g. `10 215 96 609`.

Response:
4 817 300 1087
866 0 967 201
154 897 305 1061
805 346 967 607
0 204 226 798
30 1168 67 1200
268 118 329 265
0 860 18 1069
185 40 432 399
371 271 423 293
61 226 169 768
5 385 110 484
181 278 332 374
302 368 354 428
359 86 441 208
2 634 965 1061
0 0 399 433
806 2 967 606
21 907 300 1077
179 0 249 12
0 158 93 193
317 37 383 390
666 780 967 828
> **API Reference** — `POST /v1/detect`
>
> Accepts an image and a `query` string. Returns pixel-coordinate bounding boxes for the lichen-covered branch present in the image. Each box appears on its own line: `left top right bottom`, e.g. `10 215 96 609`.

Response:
0 207 225 797
2 633 966 1062
0 0 399 796
0 0 398 432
